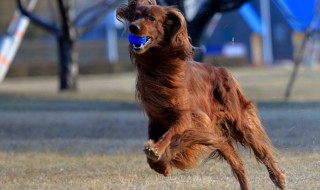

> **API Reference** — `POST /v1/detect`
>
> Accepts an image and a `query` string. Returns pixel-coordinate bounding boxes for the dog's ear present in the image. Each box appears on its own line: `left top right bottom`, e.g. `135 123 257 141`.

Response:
164 7 190 47
116 1 137 23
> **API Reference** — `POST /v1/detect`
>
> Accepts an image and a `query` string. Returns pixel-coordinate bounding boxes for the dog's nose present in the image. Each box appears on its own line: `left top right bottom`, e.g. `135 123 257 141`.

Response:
129 24 140 34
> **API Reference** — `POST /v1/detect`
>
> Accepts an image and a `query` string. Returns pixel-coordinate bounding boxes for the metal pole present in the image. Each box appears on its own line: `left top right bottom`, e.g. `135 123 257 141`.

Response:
0 0 38 81
260 0 274 65
106 10 118 64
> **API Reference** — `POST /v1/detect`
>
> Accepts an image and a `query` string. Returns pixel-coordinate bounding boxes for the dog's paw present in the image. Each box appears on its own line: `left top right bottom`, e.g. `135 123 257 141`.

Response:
270 169 286 190
144 140 161 161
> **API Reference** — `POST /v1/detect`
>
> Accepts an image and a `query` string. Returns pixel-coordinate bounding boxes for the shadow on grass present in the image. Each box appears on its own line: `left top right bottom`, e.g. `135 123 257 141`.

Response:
0 96 319 154
0 95 141 111
257 101 320 109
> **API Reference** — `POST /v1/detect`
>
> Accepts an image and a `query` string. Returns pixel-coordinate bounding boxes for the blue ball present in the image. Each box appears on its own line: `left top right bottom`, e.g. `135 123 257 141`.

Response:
128 34 147 46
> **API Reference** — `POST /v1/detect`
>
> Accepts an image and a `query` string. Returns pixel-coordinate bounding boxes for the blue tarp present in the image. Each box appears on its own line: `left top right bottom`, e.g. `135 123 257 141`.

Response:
238 3 262 34
277 0 319 31
238 1 319 33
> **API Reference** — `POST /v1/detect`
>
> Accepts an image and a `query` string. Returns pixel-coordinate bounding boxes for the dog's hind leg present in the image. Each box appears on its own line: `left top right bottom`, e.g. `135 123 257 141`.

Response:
241 109 286 189
217 141 250 190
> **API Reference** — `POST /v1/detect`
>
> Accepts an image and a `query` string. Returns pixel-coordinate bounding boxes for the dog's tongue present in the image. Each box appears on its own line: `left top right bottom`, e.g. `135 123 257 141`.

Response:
128 34 147 46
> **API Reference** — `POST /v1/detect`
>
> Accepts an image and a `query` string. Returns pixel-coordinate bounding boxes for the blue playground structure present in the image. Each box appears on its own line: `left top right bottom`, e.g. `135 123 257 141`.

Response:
239 0 319 34
274 0 320 98
276 0 319 31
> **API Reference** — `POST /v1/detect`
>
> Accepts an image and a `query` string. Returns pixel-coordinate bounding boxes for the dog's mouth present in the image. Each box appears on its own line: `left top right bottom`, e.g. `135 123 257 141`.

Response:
128 34 152 53
132 38 152 51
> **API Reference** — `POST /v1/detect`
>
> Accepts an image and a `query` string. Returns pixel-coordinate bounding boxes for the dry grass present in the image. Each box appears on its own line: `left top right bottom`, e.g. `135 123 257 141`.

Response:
0 67 319 102
0 152 319 190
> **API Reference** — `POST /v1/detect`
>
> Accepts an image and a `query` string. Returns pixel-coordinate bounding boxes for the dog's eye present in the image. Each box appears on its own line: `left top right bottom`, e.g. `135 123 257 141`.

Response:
149 16 156 22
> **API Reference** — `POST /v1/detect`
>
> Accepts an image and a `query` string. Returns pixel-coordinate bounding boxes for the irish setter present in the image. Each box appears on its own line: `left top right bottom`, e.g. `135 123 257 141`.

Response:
117 1 286 189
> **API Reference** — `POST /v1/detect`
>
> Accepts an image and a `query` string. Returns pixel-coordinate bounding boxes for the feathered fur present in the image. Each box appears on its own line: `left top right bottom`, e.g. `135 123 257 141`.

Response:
117 2 286 190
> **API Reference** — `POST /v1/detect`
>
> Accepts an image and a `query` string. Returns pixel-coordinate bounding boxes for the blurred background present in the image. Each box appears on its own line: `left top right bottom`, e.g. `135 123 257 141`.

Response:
0 0 319 77
0 0 318 98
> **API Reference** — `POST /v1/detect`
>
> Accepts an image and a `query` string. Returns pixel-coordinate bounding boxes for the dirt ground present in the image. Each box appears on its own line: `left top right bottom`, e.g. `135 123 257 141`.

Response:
0 67 319 189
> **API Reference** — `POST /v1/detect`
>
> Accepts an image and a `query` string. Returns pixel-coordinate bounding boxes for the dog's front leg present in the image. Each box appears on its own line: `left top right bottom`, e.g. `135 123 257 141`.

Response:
144 127 175 161
145 119 188 161
147 158 171 176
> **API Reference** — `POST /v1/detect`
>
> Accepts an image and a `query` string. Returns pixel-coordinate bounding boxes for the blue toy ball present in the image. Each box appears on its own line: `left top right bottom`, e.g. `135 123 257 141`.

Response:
128 34 147 46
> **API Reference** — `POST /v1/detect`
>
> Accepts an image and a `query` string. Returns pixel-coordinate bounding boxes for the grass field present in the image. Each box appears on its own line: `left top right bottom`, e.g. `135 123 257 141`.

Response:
0 152 319 190
0 67 319 189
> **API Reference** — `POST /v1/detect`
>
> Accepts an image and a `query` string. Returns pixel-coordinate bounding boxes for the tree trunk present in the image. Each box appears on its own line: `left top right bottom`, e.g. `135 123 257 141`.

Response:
57 0 78 91
57 35 78 90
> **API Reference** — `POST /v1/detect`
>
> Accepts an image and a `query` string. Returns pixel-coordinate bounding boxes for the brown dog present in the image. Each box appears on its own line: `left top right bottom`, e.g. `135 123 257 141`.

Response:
117 3 286 190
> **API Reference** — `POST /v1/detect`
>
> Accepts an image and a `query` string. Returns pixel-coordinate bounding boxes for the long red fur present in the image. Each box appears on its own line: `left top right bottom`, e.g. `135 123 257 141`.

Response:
117 2 286 190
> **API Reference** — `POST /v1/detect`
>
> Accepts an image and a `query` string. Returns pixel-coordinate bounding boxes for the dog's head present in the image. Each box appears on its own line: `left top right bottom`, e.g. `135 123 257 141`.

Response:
117 4 192 56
